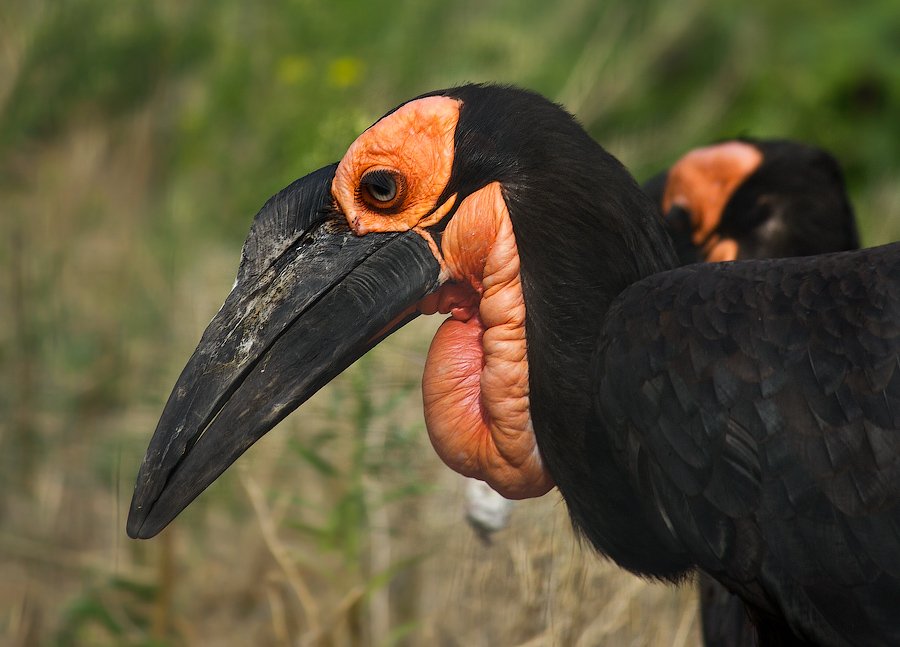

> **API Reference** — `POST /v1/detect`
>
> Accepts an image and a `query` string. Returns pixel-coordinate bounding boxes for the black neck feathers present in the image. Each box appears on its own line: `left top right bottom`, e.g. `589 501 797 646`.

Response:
434 84 685 573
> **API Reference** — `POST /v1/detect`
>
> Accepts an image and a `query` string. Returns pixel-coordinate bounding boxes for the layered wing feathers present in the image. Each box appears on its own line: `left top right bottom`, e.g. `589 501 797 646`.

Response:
596 243 900 645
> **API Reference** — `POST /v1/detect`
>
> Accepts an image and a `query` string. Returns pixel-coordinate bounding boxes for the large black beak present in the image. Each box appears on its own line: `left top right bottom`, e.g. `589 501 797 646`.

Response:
127 164 442 539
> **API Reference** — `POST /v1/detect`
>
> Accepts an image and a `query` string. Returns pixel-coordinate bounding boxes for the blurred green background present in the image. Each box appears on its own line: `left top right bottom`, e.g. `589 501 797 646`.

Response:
2 1 898 645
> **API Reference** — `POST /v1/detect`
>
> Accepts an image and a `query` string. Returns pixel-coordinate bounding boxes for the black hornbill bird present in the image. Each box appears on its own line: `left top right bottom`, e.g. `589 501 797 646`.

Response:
643 138 860 265
644 139 863 647
127 85 900 646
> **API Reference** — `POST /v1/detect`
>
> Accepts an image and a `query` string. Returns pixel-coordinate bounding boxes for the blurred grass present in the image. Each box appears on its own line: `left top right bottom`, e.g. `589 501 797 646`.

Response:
1 1 898 645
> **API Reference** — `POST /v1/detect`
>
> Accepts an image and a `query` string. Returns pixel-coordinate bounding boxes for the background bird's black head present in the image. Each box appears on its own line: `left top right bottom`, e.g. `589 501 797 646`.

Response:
721 138 859 258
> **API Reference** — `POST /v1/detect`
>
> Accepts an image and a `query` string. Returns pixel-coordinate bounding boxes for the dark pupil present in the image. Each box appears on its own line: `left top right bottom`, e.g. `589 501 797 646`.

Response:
364 171 396 202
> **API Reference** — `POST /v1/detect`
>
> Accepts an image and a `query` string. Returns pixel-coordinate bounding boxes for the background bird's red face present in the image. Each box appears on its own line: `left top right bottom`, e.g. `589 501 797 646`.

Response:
663 141 763 262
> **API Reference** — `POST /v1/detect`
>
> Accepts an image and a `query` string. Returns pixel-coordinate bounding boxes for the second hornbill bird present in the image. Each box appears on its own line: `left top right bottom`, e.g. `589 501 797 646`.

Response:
643 138 860 266
127 85 900 646
645 139 863 646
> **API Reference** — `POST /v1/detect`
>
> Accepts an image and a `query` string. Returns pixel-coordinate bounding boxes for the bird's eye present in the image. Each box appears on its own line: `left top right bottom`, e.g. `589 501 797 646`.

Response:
359 169 406 212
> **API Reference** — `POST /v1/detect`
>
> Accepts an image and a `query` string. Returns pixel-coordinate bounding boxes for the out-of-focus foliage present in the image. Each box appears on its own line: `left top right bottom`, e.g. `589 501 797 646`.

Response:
5 1 898 233
1 1 898 645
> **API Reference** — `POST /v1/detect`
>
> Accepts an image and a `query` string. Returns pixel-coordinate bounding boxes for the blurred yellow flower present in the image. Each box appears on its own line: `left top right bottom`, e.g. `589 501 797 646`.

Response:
276 55 310 86
328 57 363 88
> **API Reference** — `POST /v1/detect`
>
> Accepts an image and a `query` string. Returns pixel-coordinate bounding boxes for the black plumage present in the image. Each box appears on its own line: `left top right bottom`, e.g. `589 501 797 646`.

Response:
645 140 864 646
436 88 900 644
596 246 900 645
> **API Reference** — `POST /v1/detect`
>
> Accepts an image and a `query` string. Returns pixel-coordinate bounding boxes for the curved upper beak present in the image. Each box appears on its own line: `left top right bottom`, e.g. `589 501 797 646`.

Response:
127 164 442 539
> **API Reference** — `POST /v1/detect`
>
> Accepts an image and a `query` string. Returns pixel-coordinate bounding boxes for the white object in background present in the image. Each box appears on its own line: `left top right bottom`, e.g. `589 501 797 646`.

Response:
465 478 515 544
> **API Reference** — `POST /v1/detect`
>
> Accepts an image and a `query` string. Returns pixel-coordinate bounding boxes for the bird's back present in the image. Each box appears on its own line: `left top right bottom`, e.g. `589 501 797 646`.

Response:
594 242 900 645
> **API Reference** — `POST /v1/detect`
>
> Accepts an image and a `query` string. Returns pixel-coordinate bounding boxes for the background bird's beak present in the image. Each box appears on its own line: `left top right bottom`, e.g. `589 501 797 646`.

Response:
663 205 701 265
127 164 442 539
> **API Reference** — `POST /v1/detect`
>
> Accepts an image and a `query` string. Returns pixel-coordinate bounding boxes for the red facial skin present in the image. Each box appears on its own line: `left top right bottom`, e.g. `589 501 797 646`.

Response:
663 141 763 262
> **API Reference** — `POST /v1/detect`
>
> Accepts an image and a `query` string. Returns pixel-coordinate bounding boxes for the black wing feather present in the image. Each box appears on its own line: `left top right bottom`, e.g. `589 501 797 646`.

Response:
595 242 900 645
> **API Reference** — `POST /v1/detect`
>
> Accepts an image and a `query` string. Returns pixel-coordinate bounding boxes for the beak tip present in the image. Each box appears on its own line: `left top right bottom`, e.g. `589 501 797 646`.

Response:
126 481 167 539
125 515 145 540
126 504 166 539
125 498 149 539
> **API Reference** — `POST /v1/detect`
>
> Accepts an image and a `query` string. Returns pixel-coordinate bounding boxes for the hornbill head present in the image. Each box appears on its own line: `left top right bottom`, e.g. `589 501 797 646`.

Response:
128 85 674 538
643 138 860 265
128 84 675 539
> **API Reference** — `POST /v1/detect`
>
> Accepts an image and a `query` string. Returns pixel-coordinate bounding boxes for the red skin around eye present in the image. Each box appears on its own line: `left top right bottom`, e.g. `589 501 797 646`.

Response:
332 96 460 235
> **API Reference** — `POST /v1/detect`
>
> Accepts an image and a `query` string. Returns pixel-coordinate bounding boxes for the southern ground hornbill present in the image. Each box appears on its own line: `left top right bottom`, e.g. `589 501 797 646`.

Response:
127 85 900 646
645 139 863 646
643 138 860 265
